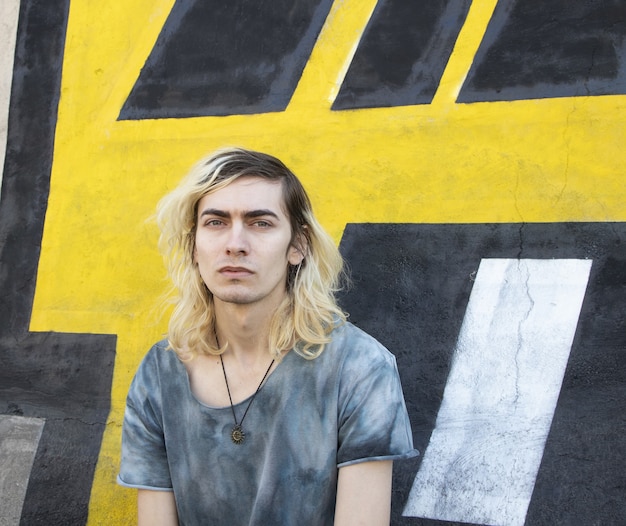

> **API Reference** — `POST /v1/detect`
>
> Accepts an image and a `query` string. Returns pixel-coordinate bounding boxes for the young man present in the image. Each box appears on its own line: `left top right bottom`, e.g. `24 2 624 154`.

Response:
118 147 417 525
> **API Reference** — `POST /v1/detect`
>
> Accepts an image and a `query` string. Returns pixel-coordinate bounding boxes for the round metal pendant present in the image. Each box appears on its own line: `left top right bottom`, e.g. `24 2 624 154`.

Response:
231 425 245 445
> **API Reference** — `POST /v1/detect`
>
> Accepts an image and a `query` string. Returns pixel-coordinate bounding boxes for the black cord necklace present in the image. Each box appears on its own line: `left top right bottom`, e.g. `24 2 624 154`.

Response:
219 353 274 445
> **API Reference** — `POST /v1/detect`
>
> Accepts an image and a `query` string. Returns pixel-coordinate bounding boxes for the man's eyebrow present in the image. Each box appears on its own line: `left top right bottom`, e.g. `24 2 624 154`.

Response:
199 208 230 218
198 208 280 220
244 209 280 220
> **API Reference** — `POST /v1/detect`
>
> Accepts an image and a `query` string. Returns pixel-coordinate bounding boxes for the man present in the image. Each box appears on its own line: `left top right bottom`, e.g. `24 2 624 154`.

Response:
118 147 417 525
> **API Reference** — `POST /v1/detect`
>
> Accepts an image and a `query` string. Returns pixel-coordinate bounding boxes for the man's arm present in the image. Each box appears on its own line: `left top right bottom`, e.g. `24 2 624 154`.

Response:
334 460 393 526
138 489 178 526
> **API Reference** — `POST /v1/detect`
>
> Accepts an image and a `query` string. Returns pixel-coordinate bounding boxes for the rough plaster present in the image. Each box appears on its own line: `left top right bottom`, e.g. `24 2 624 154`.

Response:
0 0 20 201
0 415 44 526
1 0 625 524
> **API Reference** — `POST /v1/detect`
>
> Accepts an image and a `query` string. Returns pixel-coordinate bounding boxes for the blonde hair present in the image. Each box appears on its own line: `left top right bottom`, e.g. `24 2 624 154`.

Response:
156 147 347 361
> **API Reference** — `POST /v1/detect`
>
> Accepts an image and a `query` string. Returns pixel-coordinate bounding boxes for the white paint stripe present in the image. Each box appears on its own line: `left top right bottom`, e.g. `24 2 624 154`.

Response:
403 258 592 526
0 0 21 202
0 415 45 525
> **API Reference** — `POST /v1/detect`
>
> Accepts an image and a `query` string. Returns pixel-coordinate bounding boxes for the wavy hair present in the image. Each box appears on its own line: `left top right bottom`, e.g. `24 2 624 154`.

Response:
156 147 347 361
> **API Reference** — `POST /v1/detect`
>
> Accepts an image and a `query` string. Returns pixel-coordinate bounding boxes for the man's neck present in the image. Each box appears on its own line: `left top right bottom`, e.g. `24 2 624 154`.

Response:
214 300 278 366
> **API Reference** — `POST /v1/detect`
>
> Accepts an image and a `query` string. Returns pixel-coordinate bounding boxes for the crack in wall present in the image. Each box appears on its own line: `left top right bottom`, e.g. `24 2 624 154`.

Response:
513 259 535 408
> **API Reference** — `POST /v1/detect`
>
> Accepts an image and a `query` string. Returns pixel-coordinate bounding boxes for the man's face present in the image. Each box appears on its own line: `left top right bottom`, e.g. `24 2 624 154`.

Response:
194 176 304 309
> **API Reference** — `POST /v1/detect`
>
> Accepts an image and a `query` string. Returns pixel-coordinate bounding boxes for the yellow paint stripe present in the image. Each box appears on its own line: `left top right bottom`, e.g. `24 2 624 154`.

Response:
99 0 175 126
432 0 499 108
88 324 157 525
60 0 175 136
288 0 378 111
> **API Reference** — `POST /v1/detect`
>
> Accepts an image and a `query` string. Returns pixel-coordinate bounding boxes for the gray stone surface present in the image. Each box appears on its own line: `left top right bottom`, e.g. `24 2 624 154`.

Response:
0 415 45 526
0 0 20 201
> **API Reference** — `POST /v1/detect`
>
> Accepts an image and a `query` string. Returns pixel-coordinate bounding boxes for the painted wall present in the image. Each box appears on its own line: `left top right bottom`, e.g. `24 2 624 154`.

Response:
1 1 624 524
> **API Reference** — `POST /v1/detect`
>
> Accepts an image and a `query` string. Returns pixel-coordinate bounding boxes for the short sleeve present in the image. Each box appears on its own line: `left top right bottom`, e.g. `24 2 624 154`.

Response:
336 334 418 467
118 345 173 490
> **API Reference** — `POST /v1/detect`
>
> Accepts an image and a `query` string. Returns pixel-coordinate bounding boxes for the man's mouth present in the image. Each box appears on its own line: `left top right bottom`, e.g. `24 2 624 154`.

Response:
219 266 253 278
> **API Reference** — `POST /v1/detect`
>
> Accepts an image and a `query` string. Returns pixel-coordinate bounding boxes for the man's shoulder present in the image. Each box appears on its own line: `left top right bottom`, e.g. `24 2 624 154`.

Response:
328 321 396 365
127 339 185 401
142 338 175 361
330 321 387 348
134 339 182 377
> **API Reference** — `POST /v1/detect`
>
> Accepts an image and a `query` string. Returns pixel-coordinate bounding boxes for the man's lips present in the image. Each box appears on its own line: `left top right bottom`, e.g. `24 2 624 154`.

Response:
219 266 254 278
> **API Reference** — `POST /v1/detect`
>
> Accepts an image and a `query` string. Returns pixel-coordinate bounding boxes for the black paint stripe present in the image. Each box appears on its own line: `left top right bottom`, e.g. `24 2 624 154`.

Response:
119 0 334 119
338 222 626 525
458 0 626 103
332 0 471 111
0 1 116 524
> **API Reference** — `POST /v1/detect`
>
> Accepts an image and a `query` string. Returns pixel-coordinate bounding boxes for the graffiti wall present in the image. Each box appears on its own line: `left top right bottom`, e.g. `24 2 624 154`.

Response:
1 0 624 524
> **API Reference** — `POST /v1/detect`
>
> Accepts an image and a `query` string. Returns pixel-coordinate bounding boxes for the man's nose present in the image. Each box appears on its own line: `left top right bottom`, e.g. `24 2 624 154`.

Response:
225 223 249 255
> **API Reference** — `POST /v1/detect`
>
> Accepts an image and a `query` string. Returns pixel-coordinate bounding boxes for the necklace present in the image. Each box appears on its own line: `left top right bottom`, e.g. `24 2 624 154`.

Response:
219 354 274 445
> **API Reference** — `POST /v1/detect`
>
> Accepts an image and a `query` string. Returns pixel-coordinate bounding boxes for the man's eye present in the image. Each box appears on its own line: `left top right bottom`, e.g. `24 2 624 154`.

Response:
254 220 272 228
205 219 224 227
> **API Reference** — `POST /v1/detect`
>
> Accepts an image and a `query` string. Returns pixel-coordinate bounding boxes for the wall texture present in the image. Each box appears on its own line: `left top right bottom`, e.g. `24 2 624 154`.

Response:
0 1 624 524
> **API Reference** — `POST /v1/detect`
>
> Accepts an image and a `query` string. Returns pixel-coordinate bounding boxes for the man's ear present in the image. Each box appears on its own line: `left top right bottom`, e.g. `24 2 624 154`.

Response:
288 230 308 266
288 244 306 266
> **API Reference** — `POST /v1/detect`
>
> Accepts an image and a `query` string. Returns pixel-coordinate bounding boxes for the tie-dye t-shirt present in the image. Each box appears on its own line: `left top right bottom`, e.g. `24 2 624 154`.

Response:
118 322 417 525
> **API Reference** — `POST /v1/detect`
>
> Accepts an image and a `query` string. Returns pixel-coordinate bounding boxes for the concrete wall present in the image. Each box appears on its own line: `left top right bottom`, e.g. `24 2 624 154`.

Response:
1 1 624 524
0 0 19 201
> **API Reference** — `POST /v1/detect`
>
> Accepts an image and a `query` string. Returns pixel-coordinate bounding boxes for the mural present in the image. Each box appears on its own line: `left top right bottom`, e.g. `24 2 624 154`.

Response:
340 223 625 525
1 0 624 524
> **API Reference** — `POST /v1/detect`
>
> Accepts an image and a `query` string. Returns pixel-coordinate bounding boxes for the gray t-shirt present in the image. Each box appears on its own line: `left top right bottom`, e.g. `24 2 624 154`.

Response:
118 322 417 525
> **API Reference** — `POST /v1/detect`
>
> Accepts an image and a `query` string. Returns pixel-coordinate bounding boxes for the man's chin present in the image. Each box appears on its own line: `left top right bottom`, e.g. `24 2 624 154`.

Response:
210 283 288 308
213 291 258 306
221 296 254 305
